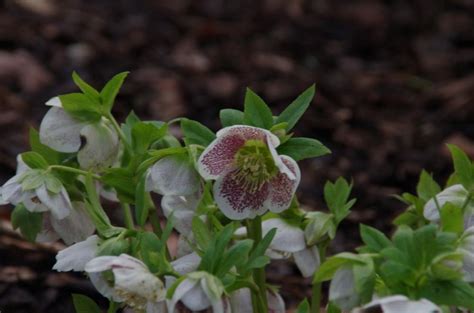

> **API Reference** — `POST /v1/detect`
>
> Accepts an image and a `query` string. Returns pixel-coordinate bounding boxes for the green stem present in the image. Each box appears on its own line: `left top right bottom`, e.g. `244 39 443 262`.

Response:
122 203 135 229
48 165 101 180
149 209 171 261
312 242 328 313
105 112 133 152
107 301 118 313
461 194 472 213
247 216 268 313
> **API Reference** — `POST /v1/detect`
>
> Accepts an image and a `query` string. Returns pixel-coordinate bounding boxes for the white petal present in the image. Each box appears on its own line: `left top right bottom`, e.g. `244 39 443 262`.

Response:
176 234 195 258
168 278 199 313
39 107 84 153
36 185 72 219
16 154 30 174
85 256 117 272
148 154 200 196
89 272 122 301
230 288 253 313
1 176 23 204
51 201 95 245
329 267 359 311
267 290 286 313
53 235 99 272
22 190 50 213
263 218 306 253
146 301 167 313
294 246 321 278
161 194 200 235
267 136 295 180
354 295 441 313
424 184 470 222
36 214 60 243
171 252 201 275
216 125 280 147
181 282 211 311
77 122 119 170
45 96 62 107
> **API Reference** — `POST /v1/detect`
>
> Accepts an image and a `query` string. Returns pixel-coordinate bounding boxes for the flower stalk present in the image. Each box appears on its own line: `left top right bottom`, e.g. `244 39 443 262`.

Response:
312 241 328 313
247 216 268 312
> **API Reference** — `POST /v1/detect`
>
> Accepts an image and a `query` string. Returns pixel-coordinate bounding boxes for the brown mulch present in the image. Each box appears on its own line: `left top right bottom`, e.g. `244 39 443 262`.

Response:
1 0 474 311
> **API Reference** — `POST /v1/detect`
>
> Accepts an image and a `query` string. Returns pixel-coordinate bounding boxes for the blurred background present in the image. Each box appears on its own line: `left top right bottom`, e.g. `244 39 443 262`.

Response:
1 0 474 312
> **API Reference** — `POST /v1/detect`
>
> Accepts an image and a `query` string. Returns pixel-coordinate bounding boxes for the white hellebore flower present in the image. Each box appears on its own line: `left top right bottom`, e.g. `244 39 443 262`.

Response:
352 295 441 313
146 153 200 196
53 235 99 272
424 184 474 226
1 155 72 220
236 218 320 278
197 125 300 220
85 254 166 312
39 97 119 171
161 192 202 237
329 267 360 311
230 288 285 313
168 271 229 313
458 226 474 282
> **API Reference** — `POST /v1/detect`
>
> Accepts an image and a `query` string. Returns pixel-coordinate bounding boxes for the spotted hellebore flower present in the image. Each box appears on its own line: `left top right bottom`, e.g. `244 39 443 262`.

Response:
39 97 119 171
351 295 441 313
424 184 474 227
1 156 72 220
197 125 300 220
85 254 166 312
235 218 320 278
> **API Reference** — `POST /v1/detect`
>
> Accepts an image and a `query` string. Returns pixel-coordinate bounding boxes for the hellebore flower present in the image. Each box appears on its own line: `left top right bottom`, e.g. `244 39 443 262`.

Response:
424 184 474 226
53 235 100 272
85 254 166 312
458 226 474 282
229 288 285 313
161 192 204 237
235 218 320 278
351 295 441 313
329 267 360 311
36 201 95 245
39 97 119 171
197 125 300 220
167 271 229 313
146 154 200 196
1 156 72 220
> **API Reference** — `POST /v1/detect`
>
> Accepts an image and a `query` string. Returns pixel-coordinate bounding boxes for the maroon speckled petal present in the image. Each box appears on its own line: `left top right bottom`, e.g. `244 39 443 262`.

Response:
265 156 300 213
214 168 270 220
198 125 280 180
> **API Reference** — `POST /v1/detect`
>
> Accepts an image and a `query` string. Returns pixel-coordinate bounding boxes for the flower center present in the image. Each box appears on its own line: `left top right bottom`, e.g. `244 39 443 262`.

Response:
233 140 278 193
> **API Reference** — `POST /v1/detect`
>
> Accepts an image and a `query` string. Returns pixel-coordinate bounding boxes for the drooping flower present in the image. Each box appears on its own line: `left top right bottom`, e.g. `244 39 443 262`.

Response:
36 201 95 245
424 184 474 226
85 254 166 312
229 288 285 313
235 218 320 278
146 154 200 196
1 155 72 220
167 271 229 313
197 125 300 220
458 226 474 282
39 97 119 171
351 295 441 313
53 235 100 272
161 192 202 236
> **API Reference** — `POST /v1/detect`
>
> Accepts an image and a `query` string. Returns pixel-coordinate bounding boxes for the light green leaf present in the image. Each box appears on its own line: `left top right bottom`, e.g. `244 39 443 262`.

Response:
11 204 43 242
72 294 102 313
296 298 311 313
59 93 102 122
359 224 392 253
243 88 273 129
131 122 168 154
29 128 61 165
440 202 463 235
417 170 441 202
181 118 216 147
448 144 474 191
135 174 152 227
21 151 49 169
277 137 330 161
72 71 100 100
100 71 129 112
220 108 244 127
276 84 315 131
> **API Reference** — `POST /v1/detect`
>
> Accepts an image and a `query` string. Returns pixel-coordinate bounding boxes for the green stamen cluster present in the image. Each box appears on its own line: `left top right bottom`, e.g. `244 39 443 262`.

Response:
233 140 278 193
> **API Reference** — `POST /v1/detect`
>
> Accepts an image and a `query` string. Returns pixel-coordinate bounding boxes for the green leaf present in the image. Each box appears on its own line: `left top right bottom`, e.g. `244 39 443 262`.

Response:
326 302 342 313
29 128 61 165
131 122 168 154
277 137 330 161
135 174 152 227
102 168 136 203
220 109 244 127
72 294 102 313
353 260 375 304
314 253 367 282
59 93 102 122
276 84 315 131
21 151 49 169
296 298 311 313
359 224 392 253
192 216 212 251
216 239 253 277
417 170 441 202
11 204 43 242
97 236 130 257
324 177 355 224
100 71 129 111
448 144 474 191
181 118 216 147
418 280 474 309
440 202 464 235
243 88 273 129
72 71 100 100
